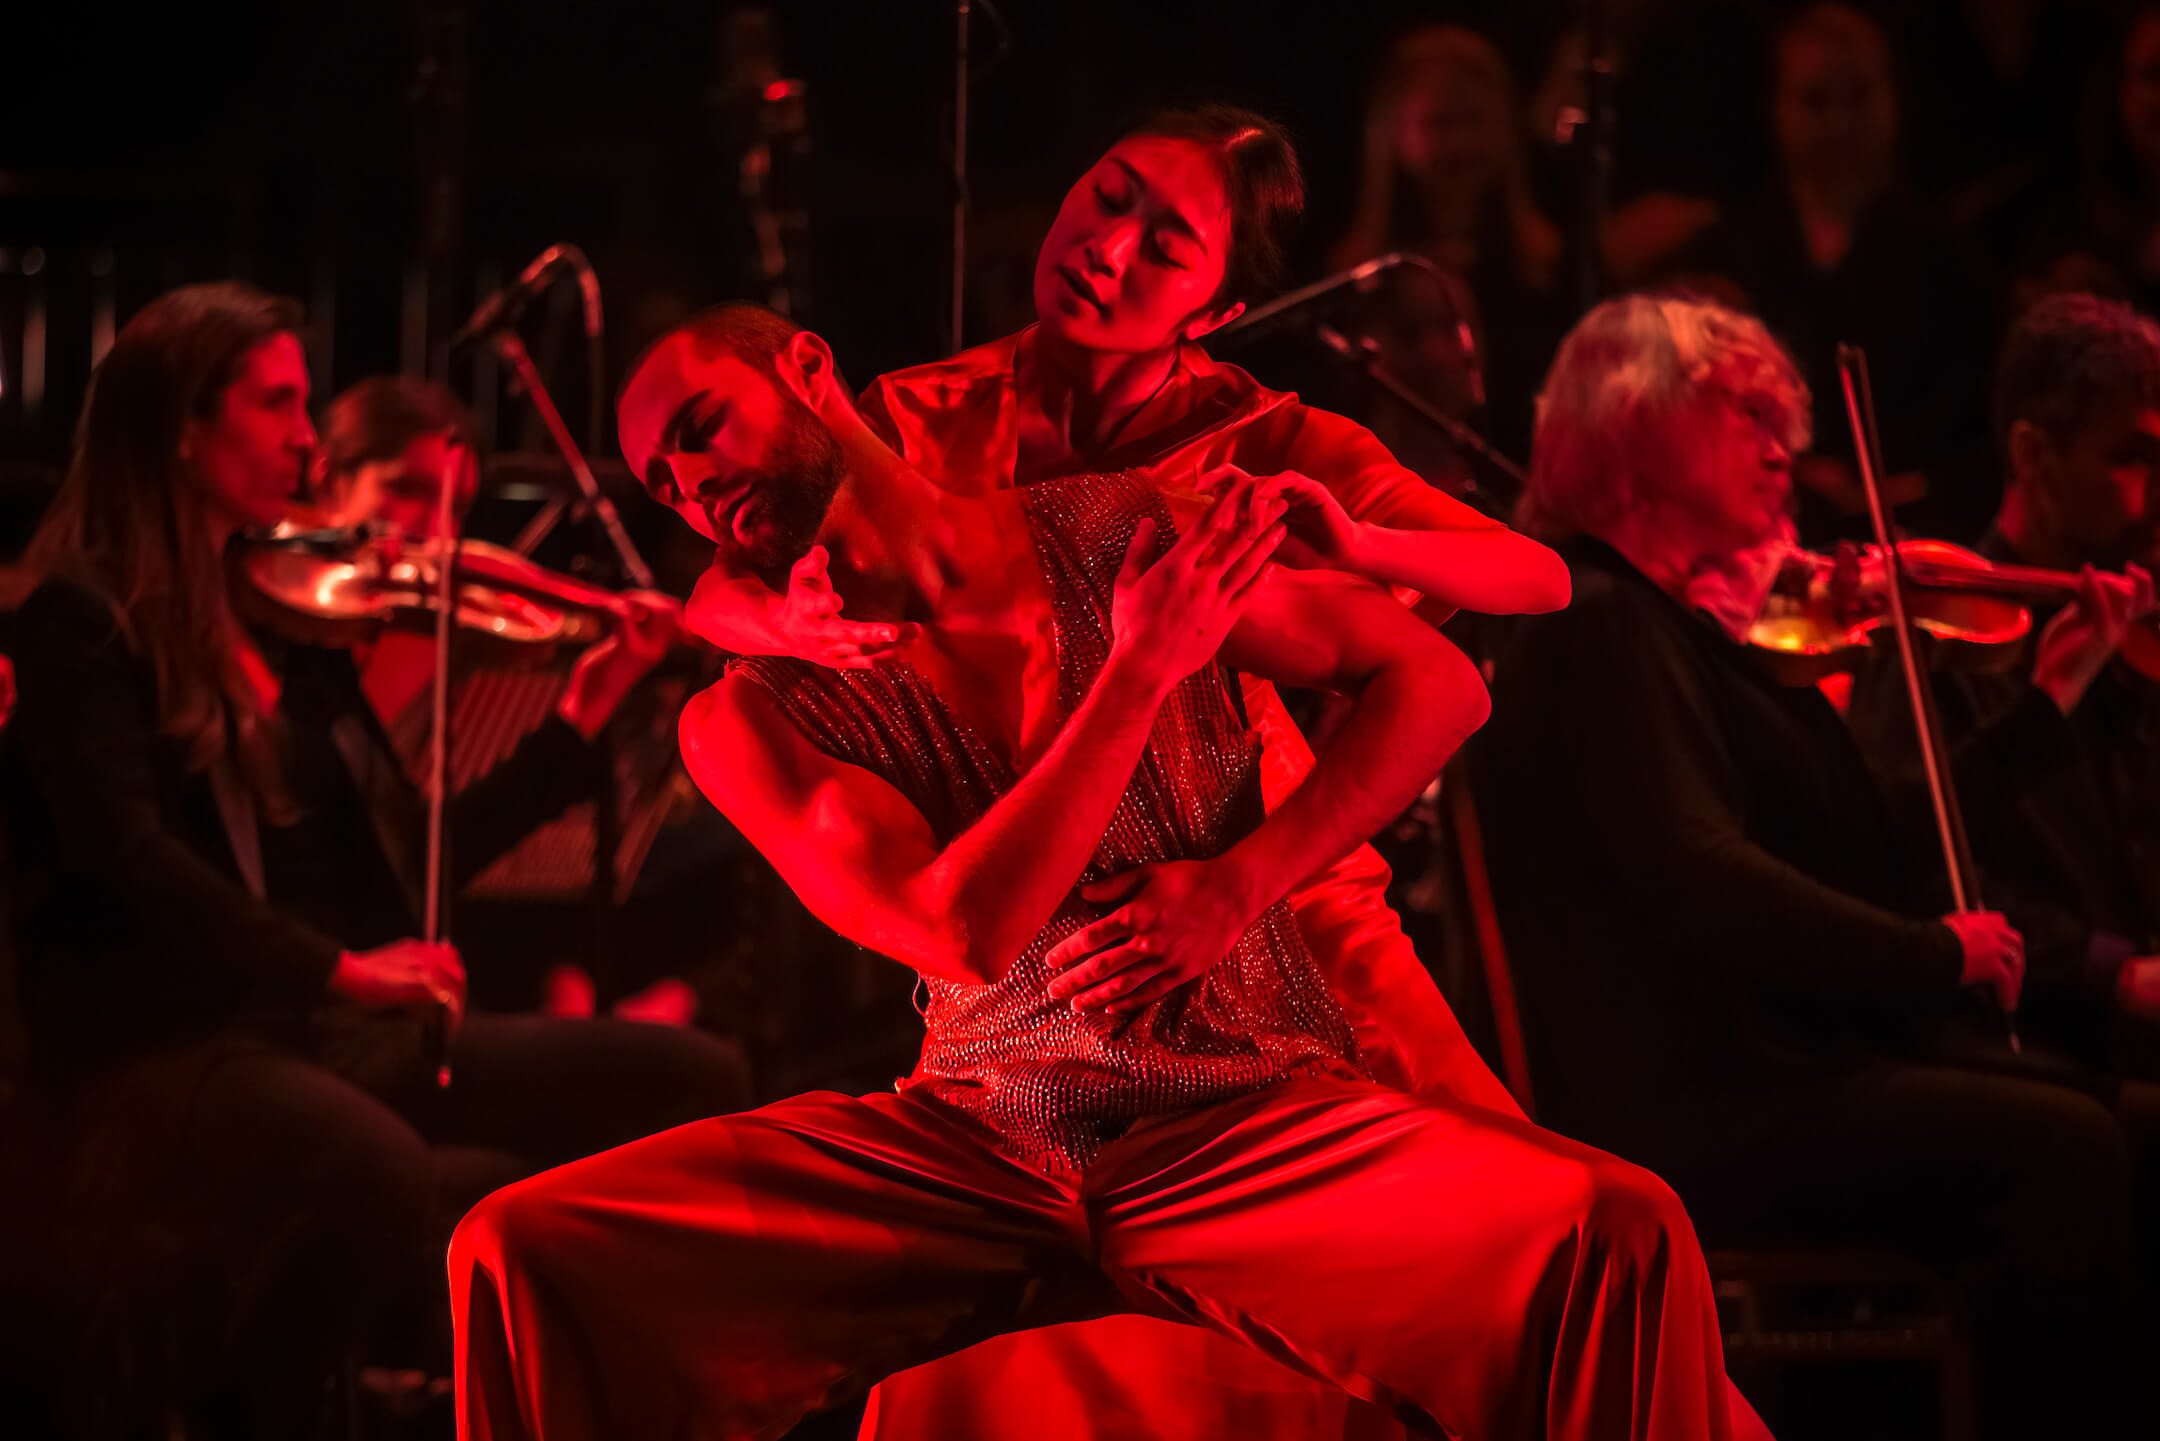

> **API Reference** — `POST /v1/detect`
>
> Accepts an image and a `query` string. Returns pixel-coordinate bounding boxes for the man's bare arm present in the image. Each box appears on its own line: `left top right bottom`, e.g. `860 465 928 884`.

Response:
682 498 1282 985
683 650 1171 984
1219 570 1489 903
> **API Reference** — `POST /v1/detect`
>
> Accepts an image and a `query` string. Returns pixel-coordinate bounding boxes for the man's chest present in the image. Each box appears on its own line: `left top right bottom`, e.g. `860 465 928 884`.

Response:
891 495 1064 773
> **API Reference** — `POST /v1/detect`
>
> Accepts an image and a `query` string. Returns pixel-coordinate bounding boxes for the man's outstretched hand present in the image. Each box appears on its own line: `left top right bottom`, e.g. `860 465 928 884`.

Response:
688 545 916 669
1044 858 1263 1016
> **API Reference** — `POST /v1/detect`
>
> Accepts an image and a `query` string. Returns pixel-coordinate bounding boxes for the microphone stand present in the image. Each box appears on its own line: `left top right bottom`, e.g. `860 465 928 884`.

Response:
951 0 970 354
945 0 1009 354
447 245 651 588
1575 0 1616 312
448 247 650 1005
1211 250 1426 344
1213 250 1527 496
494 328 656 589
1312 325 1526 492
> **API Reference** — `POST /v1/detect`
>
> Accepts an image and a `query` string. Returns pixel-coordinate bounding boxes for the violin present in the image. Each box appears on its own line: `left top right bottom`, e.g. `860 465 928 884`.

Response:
232 525 643 663
1748 537 2160 683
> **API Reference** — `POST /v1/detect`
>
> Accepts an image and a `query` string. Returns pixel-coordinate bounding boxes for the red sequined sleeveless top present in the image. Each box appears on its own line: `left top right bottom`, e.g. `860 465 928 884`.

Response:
733 471 1363 1171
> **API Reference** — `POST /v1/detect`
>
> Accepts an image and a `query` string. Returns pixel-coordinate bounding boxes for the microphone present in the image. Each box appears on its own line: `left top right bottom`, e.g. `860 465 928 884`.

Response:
447 243 602 349
1211 251 1410 344
1211 249 1485 410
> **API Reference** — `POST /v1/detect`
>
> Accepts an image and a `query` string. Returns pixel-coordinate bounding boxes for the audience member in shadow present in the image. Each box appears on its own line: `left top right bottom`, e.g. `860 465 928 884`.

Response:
2019 4 2160 319
1674 2 1996 546
1329 23 1574 485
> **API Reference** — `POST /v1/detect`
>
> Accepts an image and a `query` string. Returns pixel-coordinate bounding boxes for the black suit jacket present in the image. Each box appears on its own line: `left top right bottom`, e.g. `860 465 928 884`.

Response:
4 577 601 1082
1467 539 1963 1157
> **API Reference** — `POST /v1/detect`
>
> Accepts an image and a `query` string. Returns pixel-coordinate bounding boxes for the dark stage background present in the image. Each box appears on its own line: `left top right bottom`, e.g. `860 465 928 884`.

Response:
0 1 1556 525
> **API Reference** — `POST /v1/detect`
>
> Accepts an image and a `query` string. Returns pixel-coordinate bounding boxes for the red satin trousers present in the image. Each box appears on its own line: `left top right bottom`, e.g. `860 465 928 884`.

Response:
451 1074 1734 1441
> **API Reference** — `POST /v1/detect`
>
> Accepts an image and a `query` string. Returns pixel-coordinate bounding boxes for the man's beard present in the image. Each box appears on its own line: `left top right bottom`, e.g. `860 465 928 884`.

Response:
713 397 845 575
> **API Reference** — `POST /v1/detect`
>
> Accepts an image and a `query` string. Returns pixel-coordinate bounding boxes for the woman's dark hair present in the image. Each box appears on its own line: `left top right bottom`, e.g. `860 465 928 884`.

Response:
26 281 303 782
1121 104 1304 305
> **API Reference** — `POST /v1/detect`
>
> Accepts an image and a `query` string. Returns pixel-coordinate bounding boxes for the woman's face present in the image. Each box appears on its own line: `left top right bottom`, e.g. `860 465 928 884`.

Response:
1391 58 1511 189
183 332 317 532
1032 136 1239 355
1773 33 1896 188
2122 19 2160 170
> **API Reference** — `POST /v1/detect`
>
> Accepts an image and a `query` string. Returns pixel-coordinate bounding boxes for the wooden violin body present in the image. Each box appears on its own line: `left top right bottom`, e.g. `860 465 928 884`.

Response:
1748 537 2160 682
232 527 624 663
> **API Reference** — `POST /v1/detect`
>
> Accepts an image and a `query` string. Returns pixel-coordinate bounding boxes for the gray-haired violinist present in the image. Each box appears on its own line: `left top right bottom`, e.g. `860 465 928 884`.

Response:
1471 289 2150 1441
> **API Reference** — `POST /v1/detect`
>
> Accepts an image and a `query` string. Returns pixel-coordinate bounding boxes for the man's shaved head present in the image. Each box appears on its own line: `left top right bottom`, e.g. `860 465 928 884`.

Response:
656 303 804 379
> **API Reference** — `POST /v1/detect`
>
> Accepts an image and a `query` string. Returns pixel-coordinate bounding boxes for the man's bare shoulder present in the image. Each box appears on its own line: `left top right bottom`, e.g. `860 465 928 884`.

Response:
679 672 729 730
679 671 797 802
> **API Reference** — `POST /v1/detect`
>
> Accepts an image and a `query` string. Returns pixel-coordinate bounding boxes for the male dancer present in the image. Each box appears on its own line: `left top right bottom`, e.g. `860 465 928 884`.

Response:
451 306 1739 1440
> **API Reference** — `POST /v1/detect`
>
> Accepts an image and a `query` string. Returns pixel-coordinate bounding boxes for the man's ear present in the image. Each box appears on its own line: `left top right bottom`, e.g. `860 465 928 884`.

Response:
780 330 841 404
1182 300 1246 344
2006 418 2056 506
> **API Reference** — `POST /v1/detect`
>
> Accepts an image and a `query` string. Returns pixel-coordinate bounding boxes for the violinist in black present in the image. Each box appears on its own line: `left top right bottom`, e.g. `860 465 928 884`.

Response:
1468 292 2148 1441
1850 292 2160 1074
1844 299 2160 1342
0 283 747 1440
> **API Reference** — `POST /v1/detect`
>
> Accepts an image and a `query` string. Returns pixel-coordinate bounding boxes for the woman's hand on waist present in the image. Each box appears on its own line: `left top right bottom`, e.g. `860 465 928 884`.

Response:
1043 856 1268 1017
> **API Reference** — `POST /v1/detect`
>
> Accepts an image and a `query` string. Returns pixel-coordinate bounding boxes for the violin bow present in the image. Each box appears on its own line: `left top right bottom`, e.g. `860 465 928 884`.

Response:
1836 343 2018 1052
426 443 459 1088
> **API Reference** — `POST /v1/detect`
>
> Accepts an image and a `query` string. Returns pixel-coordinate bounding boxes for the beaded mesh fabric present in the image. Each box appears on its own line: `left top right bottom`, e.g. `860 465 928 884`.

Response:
732 469 1364 1173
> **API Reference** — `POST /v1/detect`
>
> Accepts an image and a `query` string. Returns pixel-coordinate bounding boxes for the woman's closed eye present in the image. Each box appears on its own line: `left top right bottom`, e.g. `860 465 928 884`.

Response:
1148 234 1192 269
